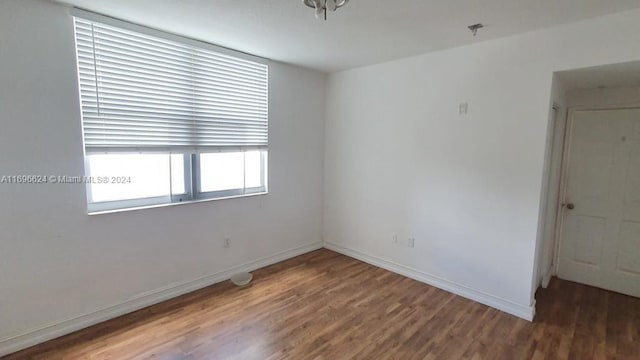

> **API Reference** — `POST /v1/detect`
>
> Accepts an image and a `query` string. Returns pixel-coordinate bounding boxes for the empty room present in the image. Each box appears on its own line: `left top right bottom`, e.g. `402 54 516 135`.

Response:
2 0 640 359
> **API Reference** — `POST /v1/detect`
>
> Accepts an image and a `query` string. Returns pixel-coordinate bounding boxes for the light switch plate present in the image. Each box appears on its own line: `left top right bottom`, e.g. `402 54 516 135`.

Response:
459 102 468 115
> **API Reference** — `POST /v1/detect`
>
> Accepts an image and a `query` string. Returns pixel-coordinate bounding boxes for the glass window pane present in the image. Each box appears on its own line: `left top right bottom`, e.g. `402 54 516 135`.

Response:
200 152 244 192
263 152 268 189
170 154 186 195
244 151 263 188
87 154 184 203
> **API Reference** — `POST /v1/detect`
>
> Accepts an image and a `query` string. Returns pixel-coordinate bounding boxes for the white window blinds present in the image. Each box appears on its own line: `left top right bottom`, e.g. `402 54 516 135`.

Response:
73 14 268 154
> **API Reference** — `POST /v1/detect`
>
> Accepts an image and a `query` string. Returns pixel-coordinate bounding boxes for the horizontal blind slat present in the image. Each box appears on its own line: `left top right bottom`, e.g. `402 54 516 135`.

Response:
82 77 267 104
93 87 267 110
94 64 267 95
74 16 268 153
89 22 267 73
92 69 267 100
95 99 267 117
92 51 268 90
82 113 268 126
92 35 267 80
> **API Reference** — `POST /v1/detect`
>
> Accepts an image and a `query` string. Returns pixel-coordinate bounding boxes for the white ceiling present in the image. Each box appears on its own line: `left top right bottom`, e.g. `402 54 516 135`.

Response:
54 0 640 73
557 61 640 90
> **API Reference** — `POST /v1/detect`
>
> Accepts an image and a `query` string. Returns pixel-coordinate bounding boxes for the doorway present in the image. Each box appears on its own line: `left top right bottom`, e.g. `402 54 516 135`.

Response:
536 60 640 299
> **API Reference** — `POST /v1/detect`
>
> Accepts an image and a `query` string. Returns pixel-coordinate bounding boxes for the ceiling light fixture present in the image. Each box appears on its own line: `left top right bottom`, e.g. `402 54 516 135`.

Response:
468 23 484 36
303 0 349 20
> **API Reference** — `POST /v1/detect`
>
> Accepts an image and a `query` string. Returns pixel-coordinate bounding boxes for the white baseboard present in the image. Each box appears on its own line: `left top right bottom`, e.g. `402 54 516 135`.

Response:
324 242 536 321
0 241 322 357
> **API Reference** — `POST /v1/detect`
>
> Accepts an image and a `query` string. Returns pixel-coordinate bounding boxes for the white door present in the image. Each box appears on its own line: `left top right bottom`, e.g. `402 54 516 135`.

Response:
558 108 640 297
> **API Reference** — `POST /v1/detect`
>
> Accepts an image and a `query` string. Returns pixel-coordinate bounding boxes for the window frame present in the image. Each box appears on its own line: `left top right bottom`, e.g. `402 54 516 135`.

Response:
85 151 268 214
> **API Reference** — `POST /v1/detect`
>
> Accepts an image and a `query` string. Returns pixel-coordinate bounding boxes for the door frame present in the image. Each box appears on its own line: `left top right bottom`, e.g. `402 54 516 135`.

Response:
550 103 640 278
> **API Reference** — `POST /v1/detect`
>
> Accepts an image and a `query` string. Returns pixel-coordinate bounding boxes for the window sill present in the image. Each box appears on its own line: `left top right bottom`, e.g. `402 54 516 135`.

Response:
87 191 268 216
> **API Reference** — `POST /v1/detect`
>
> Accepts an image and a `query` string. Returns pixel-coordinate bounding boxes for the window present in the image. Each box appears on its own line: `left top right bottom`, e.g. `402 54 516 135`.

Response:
73 11 268 213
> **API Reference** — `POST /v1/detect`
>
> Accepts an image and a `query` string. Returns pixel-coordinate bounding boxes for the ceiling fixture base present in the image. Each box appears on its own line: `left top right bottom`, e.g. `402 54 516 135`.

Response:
468 23 484 36
303 0 349 20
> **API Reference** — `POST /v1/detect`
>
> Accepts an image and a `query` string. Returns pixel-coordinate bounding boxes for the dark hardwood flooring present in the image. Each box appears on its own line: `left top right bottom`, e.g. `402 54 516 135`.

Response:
4 249 640 359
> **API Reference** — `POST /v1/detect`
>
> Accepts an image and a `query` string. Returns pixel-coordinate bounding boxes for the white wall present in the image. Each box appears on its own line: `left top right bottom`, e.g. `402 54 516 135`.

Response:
0 0 325 353
324 8 640 319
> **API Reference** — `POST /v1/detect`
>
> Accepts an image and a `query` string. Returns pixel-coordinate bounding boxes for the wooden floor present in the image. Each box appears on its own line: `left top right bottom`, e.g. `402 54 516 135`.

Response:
5 249 640 359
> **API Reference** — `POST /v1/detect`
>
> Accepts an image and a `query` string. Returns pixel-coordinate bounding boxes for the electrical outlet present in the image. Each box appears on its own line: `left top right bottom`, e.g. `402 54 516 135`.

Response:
224 237 231 248
407 238 415 248
392 234 398 244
